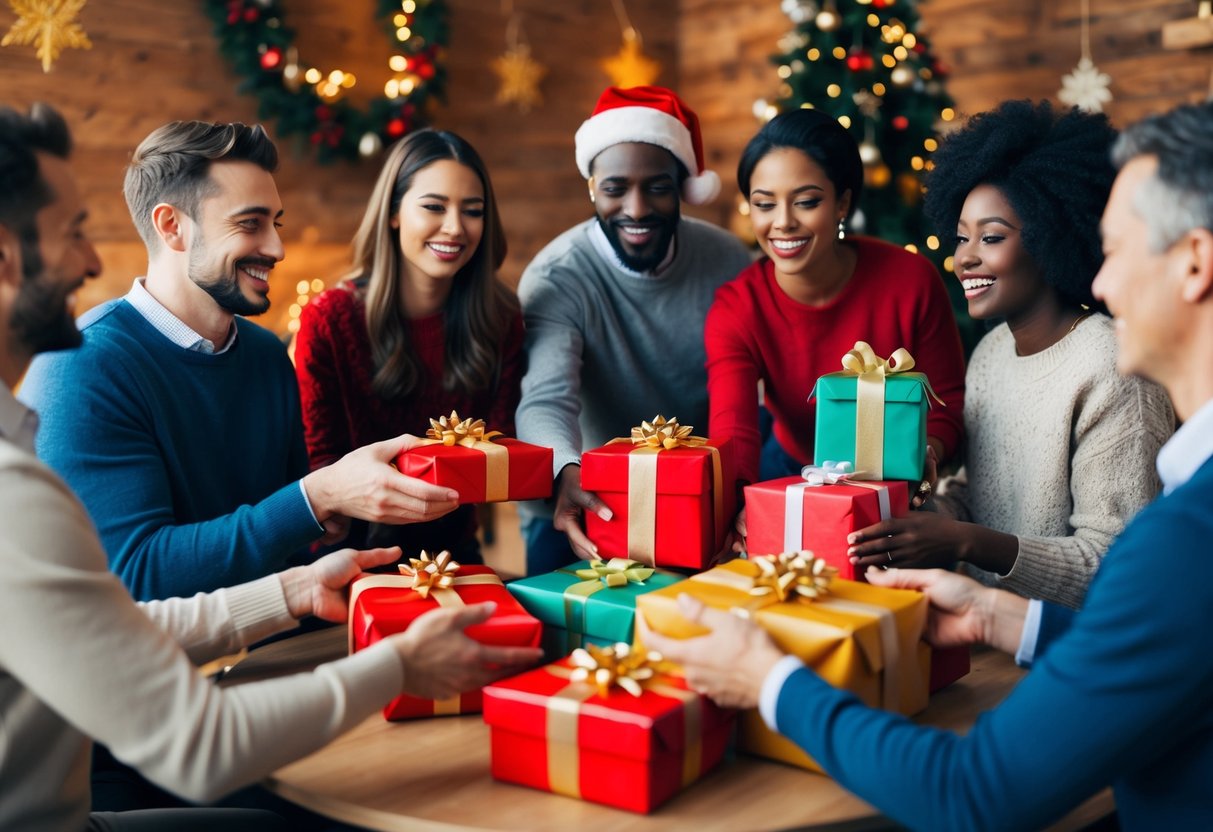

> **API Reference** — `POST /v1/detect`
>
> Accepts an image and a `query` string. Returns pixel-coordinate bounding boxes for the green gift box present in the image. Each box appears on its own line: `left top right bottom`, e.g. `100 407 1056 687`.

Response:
813 357 938 483
507 559 685 659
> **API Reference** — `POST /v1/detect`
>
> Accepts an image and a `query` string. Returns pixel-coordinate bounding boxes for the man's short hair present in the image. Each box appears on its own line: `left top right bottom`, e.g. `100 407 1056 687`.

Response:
0 102 72 259
1112 102 1213 253
122 121 278 250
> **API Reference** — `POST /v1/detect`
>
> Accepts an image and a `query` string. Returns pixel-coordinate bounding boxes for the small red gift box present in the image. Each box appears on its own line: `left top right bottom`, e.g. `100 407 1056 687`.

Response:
930 644 970 692
395 412 553 505
581 417 734 571
744 474 909 579
482 647 734 813
349 555 542 720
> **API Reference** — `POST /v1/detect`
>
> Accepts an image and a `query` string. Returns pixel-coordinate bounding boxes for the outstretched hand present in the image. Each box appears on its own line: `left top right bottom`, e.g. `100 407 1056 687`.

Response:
865 566 995 649
638 595 787 709
389 602 544 700
848 511 967 571
280 546 403 622
552 464 611 561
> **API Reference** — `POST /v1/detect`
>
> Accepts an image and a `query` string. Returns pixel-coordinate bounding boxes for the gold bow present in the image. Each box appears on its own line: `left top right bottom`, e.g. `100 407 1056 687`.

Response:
750 551 838 605
400 549 461 600
569 642 665 698
630 415 706 450
426 411 503 447
841 341 916 377
573 557 655 587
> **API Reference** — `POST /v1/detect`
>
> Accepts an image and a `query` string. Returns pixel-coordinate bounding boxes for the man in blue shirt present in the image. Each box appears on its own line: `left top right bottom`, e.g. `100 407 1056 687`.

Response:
21 120 460 603
642 101 1213 830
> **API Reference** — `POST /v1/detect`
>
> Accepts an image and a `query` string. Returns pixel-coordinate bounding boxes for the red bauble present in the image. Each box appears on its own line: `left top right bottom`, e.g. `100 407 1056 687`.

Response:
242 7 259 23
260 47 282 70
315 105 332 121
892 115 909 130
417 62 435 80
387 118 408 138
872 0 890 7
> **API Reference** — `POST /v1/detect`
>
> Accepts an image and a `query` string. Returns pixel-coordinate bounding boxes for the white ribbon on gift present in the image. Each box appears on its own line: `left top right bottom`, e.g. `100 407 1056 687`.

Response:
782 462 892 553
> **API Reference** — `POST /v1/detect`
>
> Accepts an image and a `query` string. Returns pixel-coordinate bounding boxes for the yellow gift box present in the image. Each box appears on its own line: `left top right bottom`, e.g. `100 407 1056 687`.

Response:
635 557 930 773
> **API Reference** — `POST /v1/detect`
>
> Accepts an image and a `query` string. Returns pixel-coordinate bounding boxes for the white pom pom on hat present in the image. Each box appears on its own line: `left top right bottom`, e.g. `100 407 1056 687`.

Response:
574 85 722 206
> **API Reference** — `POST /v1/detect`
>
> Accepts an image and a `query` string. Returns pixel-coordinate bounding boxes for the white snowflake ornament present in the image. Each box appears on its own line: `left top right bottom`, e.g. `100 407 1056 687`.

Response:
1059 57 1112 113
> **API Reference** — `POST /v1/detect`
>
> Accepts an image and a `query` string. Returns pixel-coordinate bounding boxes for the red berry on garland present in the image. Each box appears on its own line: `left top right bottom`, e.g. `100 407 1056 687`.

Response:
846 48 873 72
417 62 435 80
243 7 259 23
315 105 332 121
387 118 407 138
260 46 282 70
913 42 926 54
892 115 909 130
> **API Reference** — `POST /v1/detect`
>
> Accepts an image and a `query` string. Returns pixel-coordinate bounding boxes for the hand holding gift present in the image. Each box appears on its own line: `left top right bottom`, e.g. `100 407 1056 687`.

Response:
552 463 612 562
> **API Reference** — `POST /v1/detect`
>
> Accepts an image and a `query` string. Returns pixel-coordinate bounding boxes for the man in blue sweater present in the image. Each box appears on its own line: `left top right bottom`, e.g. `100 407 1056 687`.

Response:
20 120 460 602
642 102 1213 829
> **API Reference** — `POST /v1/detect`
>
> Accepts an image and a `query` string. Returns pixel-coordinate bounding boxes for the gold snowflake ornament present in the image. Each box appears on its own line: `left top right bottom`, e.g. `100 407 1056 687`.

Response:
492 43 546 113
1059 57 1112 113
2 0 92 73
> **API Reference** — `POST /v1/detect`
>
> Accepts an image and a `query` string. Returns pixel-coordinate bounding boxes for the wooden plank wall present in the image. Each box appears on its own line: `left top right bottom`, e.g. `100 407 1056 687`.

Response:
0 0 676 332
2 1 1209 330
679 0 1213 231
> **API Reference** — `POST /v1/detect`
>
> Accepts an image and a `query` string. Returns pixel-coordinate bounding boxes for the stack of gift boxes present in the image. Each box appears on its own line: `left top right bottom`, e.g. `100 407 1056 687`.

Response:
347 350 970 813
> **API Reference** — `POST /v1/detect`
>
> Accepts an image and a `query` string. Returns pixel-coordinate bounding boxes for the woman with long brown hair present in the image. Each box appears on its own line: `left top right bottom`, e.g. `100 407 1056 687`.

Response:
295 129 522 562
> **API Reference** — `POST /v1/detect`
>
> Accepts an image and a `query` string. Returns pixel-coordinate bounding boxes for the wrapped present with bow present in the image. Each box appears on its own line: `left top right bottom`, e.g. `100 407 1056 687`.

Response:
744 462 909 580
635 552 929 773
580 415 736 571
507 558 685 660
811 341 944 483
395 411 553 504
348 550 542 720
481 642 734 813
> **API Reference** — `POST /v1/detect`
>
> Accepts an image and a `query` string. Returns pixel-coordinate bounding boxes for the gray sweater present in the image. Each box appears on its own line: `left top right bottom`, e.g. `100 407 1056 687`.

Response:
516 217 752 509
938 315 1175 608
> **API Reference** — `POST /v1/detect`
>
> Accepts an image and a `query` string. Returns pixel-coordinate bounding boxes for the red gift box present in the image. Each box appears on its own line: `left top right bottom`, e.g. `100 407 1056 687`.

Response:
581 433 734 571
482 652 734 813
744 476 909 579
930 644 970 692
349 560 542 720
396 437 552 504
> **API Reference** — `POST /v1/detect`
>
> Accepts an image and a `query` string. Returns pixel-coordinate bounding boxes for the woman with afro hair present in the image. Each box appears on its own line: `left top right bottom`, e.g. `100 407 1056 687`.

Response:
847 100 1174 608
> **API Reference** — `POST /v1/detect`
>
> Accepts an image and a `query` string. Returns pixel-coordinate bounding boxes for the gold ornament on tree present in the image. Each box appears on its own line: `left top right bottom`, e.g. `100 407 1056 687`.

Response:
2 0 92 73
491 0 546 112
1058 0 1112 113
602 0 659 88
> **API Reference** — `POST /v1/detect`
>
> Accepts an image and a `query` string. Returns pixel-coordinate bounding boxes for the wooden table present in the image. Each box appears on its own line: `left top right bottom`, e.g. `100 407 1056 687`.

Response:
224 626 1113 832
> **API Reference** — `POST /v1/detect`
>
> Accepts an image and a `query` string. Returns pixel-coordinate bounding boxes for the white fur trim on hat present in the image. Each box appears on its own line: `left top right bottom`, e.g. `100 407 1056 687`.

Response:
575 106 721 206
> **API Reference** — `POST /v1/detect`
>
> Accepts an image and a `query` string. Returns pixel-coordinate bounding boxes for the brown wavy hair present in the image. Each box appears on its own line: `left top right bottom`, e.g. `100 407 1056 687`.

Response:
349 129 515 400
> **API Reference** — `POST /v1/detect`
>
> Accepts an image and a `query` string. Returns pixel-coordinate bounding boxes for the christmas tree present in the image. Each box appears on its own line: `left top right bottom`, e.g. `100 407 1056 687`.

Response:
765 0 978 348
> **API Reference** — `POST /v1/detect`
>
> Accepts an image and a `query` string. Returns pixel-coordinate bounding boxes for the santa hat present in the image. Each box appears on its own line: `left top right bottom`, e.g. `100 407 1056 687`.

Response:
574 86 722 206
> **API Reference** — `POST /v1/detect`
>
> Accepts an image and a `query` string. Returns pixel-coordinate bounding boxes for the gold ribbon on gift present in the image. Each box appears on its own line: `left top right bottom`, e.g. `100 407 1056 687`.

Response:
837 342 943 481
556 558 655 649
347 550 504 715
607 415 725 567
689 559 910 711
543 644 704 798
419 410 510 501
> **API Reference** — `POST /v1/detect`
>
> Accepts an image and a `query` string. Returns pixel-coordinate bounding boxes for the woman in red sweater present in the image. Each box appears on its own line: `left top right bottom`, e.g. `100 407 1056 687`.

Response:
295 130 523 562
705 109 966 542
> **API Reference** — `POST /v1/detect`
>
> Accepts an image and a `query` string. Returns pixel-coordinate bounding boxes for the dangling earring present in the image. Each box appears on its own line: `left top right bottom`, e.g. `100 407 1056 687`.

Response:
837 219 846 240
588 177 596 204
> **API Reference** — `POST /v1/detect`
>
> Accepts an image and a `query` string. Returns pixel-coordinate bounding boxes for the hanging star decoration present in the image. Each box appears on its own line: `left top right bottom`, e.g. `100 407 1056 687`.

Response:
1059 56 1112 113
2 0 92 73
492 15 545 112
602 27 659 88
1058 0 1112 113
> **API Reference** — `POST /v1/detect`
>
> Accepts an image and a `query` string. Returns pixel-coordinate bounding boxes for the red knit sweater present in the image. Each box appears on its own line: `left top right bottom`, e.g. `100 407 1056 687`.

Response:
705 236 966 489
294 280 524 554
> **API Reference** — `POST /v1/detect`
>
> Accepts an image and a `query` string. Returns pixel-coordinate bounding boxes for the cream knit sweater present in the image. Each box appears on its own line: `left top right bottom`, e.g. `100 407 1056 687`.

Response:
935 314 1174 608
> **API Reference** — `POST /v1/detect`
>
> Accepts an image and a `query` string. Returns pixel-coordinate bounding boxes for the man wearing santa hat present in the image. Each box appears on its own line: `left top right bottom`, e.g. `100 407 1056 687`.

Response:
515 86 752 574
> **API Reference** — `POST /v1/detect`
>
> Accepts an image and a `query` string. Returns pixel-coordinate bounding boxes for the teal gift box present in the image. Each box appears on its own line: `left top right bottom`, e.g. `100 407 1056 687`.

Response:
812 343 940 483
507 559 684 659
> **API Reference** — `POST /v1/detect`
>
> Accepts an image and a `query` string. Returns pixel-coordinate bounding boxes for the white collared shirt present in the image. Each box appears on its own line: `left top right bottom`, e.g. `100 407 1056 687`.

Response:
125 278 237 355
588 221 676 279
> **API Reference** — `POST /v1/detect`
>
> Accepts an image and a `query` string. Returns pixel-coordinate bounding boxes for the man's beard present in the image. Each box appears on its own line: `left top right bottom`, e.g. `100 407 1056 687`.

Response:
188 242 272 318
9 236 82 355
597 210 679 273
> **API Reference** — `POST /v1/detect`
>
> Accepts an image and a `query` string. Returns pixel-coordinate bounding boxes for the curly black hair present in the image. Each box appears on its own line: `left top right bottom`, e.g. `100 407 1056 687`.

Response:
924 100 1116 309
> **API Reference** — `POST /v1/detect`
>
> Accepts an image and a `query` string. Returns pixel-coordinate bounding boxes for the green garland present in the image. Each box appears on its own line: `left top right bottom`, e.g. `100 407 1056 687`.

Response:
203 0 448 163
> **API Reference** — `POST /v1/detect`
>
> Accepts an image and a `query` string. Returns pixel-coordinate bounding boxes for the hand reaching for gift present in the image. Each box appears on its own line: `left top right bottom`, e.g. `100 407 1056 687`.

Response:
553 463 612 561
847 512 967 571
278 545 403 622
388 602 544 700
638 594 787 709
